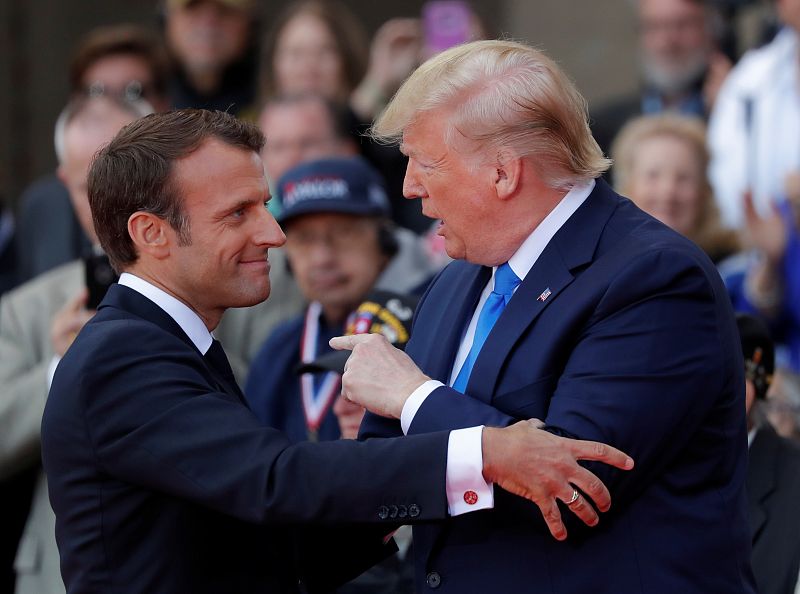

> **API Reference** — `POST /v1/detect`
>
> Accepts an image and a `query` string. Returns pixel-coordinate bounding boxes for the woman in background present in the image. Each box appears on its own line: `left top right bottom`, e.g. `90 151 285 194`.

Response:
612 113 739 263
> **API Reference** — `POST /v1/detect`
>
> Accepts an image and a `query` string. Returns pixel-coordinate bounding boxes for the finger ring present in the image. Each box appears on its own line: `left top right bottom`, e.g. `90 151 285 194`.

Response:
566 488 580 506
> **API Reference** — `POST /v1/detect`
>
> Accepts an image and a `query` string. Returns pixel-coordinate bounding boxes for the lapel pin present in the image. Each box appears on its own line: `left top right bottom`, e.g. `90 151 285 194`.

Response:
537 288 552 302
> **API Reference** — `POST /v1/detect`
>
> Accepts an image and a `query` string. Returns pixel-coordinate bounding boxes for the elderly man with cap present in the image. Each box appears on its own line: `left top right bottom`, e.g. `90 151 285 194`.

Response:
245 156 419 443
739 313 800 594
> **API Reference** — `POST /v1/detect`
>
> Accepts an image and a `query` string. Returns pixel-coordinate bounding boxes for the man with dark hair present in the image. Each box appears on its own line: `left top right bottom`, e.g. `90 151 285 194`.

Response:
41 109 632 594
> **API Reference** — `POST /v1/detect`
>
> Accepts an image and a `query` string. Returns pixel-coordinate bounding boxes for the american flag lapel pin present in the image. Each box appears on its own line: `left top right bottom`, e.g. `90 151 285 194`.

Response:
537 287 552 302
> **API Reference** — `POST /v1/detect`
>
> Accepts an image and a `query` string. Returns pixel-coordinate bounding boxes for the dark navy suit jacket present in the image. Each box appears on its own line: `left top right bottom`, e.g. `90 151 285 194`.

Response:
362 179 756 593
42 284 450 594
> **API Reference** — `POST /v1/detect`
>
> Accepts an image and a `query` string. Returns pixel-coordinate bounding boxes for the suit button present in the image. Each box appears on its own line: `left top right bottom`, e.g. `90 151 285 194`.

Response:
408 504 420 518
378 505 389 520
398 505 408 519
426 571 441 589
388 505 398 519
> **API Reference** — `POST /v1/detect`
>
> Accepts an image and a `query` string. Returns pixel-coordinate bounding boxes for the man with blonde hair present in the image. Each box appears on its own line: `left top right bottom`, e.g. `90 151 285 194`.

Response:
333 40 755 593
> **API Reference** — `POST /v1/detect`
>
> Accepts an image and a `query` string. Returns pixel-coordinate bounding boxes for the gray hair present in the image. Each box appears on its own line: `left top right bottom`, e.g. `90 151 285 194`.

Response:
54 96 153 164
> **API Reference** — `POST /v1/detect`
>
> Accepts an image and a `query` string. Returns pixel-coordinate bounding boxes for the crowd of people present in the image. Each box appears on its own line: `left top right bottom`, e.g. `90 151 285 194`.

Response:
1 0 800 593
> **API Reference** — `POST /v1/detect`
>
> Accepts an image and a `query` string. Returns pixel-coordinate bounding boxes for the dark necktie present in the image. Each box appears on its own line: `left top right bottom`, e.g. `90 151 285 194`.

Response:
204 338 248 405
204 339 235 380
452 263 520 393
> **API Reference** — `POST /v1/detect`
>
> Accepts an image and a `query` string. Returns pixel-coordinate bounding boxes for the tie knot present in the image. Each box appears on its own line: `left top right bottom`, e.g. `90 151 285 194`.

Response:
493 263 520 297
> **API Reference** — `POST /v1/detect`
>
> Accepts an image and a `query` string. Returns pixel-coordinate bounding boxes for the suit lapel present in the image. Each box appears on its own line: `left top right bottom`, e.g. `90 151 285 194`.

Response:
100 284 248 406
413 263 491 384
465 180 621 402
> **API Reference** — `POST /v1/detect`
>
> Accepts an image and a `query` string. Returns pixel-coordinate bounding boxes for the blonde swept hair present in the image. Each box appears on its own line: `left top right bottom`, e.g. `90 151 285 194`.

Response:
611 113 739 260
372 39 610 190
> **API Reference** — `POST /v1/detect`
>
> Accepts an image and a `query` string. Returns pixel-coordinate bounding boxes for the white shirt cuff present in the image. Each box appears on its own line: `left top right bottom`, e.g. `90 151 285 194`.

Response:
400 379 443 434
47 355 62 391
446 425 494 516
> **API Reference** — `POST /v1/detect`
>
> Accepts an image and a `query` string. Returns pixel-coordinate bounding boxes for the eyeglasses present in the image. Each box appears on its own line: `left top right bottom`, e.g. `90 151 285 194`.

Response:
84 80 156 103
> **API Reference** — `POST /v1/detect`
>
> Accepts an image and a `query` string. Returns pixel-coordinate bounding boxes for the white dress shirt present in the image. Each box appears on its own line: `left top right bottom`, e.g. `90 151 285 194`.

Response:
401 179 595 514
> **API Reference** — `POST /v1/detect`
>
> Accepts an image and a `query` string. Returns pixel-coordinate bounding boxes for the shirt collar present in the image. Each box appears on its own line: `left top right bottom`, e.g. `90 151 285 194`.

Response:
506 178 594 281
118 272 214 354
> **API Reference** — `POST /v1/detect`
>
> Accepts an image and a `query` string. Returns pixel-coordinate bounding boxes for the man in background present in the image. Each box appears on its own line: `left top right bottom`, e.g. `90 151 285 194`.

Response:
245 156 411 442
738 313 800 594
15 24 170 283
0 96 146 594
592 0 730 154
163 0 258 115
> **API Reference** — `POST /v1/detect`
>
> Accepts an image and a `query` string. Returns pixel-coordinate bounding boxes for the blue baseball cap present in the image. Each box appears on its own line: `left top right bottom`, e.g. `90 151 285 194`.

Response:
274 156 391 225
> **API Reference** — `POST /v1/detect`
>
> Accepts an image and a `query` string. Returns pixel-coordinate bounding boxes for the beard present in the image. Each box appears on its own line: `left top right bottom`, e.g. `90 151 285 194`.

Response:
640 48 709 96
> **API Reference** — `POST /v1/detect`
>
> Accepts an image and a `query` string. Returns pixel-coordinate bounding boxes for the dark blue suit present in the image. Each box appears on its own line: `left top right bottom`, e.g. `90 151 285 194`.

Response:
362 180 756 593
42 284 450 594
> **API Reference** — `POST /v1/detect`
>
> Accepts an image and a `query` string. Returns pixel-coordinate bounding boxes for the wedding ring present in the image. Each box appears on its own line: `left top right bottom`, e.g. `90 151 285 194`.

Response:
566 488 580 506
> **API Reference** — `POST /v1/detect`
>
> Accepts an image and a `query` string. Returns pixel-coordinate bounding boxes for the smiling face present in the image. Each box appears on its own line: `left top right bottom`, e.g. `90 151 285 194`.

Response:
627 133 704 237
164 138 286 325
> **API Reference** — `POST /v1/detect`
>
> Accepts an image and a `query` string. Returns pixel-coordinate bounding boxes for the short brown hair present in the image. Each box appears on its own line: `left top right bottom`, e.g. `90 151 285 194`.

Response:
260 0 368 102
89 109 264 271
69 24 171 99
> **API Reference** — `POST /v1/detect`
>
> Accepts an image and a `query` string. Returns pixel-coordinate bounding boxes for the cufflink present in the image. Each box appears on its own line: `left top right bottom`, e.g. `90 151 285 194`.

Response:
463 490 479 505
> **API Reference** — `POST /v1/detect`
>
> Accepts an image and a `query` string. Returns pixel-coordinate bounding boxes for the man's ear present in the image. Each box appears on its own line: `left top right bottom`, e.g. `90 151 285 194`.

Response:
493 151 523 200
128 211 171 260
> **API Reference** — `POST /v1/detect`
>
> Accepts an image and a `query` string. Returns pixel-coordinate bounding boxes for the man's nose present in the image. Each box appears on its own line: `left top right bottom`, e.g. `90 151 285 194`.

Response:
255 208 286 248
402 163 425 200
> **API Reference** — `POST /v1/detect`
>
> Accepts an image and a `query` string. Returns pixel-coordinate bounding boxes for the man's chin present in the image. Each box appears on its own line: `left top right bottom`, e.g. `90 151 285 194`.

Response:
231 283 271 309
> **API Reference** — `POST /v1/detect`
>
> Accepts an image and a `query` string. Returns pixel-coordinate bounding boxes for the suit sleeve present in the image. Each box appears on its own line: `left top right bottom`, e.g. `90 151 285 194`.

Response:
62 323 450 527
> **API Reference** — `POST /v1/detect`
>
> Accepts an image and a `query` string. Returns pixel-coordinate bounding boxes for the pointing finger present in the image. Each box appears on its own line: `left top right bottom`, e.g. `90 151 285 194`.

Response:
329 334 374 351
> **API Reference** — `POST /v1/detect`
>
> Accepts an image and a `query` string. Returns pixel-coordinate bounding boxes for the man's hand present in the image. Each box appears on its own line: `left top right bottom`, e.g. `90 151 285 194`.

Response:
483 420 634 541
330 333 429 419
51 289 95 357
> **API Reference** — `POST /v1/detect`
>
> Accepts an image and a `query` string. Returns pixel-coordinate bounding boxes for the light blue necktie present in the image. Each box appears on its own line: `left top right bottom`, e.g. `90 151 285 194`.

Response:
452 263 520 393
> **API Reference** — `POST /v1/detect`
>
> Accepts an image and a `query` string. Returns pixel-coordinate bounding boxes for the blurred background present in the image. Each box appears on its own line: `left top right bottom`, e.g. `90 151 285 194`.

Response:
0 0 772 205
